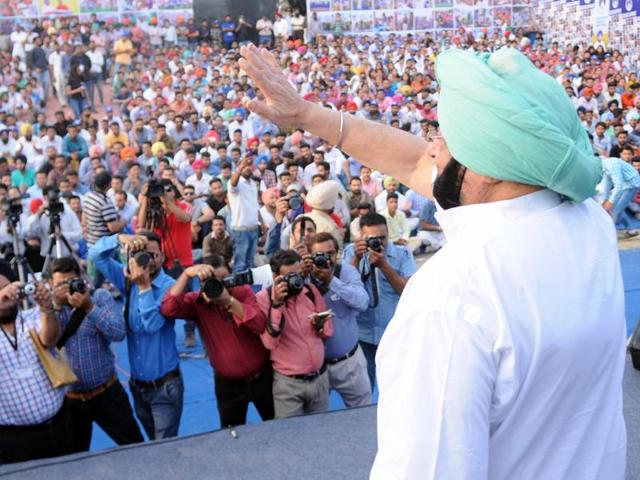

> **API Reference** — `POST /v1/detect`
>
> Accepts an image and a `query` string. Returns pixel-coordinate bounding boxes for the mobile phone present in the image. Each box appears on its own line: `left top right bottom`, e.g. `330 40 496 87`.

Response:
315 310 332 320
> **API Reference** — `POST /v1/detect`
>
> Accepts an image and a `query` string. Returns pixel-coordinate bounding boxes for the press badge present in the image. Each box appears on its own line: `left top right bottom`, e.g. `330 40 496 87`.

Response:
14 366 34 379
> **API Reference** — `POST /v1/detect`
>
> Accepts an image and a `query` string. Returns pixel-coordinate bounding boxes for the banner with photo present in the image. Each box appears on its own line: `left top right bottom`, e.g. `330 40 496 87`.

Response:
307 0 533 34
0 0 192 19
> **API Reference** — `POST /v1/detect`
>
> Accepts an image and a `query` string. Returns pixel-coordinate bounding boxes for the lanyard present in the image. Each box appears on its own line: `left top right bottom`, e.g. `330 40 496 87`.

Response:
0 323 17 351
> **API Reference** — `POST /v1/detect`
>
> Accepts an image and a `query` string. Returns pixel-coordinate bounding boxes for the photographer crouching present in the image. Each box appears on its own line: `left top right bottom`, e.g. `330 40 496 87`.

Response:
161 255 275 427
88 232 182 440
48 257 143 452
0 264 76 463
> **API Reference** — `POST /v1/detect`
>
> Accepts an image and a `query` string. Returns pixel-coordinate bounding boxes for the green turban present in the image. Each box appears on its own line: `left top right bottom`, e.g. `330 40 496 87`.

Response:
435 48 602 202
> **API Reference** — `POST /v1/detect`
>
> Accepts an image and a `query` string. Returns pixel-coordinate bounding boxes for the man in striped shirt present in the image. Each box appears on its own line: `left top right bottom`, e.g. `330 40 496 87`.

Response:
82 171 126 247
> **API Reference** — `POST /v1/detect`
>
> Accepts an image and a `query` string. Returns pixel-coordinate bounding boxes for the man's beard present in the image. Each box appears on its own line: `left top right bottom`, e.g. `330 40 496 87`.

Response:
432 157 467 210
0 305 18 325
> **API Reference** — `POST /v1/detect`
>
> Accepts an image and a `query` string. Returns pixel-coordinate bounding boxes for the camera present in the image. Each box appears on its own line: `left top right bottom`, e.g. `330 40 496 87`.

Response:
69 277 86 295
18 282 37 298
146 178 166 199
133 251 152 268
1 196 25 224
366 236 384 253
287 194 302 210
202 269 254 299
311 252 332 269
47 189 65 216
278 272 305 297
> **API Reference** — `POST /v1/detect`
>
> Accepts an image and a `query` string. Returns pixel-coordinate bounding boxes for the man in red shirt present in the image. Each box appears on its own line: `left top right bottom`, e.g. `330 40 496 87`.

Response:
161 255 273 427
256 250 333 419
137 179 197 346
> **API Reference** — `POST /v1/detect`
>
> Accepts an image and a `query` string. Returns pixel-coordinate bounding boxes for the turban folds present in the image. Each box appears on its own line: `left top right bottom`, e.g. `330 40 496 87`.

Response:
435 48 601 202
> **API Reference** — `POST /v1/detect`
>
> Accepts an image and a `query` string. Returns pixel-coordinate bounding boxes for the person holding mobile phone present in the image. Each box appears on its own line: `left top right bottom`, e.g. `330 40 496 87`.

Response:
256 249 333 419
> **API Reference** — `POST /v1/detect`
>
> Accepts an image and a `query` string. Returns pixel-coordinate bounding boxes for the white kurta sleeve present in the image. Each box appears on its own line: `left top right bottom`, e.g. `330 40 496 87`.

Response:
371 301 496 480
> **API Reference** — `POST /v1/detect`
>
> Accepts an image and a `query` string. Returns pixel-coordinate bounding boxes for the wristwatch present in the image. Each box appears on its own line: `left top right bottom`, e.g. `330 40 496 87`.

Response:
226 296 235 311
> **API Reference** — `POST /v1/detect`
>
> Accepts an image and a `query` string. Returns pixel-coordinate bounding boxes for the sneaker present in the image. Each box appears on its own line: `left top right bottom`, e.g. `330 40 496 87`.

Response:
184 333 196 348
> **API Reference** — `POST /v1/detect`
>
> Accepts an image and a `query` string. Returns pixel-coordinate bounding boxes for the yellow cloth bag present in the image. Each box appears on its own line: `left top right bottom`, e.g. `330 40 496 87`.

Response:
28 328 77 389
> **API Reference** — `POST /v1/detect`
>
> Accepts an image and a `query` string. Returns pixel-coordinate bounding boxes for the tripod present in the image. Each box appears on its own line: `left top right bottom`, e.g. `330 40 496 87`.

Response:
41 213 82 279
7 214 35 310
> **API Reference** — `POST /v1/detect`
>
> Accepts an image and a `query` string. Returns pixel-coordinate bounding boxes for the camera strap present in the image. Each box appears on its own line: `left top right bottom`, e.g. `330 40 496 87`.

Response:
56 308 88 350
123 278 132 331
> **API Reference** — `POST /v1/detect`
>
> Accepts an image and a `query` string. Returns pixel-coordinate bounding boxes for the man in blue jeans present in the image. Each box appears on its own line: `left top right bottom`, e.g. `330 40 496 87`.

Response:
601 152 640 237
228 154 260 272
89 231 183 440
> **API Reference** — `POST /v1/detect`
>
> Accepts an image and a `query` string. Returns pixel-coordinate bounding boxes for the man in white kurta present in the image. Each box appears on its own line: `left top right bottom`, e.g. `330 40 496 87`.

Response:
370 48 627 480
371 188 626 479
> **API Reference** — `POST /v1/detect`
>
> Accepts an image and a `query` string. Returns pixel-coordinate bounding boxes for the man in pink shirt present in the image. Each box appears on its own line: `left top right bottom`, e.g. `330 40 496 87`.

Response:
359 165 382 199
257 250 333 419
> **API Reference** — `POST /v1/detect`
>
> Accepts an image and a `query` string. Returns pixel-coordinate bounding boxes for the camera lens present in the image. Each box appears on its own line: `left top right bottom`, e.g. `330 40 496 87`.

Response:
69 278 86 295
202 277 224 299
288 195 302 210
134 251 152 268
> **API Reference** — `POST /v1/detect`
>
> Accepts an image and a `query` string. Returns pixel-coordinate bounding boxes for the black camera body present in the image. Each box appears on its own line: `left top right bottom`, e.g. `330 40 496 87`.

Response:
69 278 86 295
202 269 254 299
146 178 165 199
311 252 332 269
278 272 305 297
47 190 65 216
1 196 25 224
366 236 384 253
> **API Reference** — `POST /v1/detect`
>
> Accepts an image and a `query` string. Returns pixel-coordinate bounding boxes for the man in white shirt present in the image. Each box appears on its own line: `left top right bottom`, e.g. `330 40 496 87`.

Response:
227 155 259 272
238 44 626 480
185 159 212 197
86 43 105 110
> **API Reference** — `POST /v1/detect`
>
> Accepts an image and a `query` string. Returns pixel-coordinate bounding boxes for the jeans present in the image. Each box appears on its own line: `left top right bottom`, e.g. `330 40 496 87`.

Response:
359 341 378 392
87 71 104 108
0 400 74 464
69 96 87 120
258 34 273 47
214 364 275 427
33 68 51 104
67 379 144 452
129 373 184 440
231 228 259 273
611 187 639 228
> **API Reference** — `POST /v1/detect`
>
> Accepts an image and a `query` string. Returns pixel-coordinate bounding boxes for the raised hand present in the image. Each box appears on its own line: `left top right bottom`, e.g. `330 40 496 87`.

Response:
239 44 307 128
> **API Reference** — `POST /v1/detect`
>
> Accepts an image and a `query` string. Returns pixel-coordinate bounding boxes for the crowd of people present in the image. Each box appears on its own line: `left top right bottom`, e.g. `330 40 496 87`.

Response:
0 2 640 465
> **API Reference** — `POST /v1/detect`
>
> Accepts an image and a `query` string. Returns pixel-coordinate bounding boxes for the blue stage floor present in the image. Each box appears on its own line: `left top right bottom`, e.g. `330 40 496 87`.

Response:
88 248 640 452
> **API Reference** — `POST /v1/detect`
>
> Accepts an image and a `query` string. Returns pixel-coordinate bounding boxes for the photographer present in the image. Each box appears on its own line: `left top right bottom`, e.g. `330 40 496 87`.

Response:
309 233 372 407
137 177 195 346
83 171 126 248
26 186 83 258
0 265 76 463
136 178 193 276
88 232 182 440
161 256 274 427
48 257 143 452
264 195 317 257
256 250 333 419
342 213 416 389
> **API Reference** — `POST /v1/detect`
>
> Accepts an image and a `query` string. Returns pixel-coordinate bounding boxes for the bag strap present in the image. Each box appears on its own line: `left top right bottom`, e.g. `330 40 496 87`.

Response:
56 308 87 350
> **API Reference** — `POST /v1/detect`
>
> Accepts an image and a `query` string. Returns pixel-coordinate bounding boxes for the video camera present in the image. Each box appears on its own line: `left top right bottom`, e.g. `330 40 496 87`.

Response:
1 195 26 225
366 236 384 253
146 168 173 200
47 189 65 225
202 269 254 299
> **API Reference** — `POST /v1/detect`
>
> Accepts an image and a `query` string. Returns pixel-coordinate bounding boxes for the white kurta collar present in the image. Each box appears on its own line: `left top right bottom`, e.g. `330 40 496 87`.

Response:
435 189 564 242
